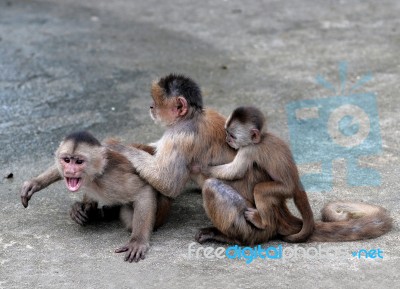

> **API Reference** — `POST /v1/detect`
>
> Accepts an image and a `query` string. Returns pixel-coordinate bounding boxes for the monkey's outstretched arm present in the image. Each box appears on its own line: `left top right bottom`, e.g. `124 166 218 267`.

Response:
208 150 250 180
21 165 62 208
118 145 190 198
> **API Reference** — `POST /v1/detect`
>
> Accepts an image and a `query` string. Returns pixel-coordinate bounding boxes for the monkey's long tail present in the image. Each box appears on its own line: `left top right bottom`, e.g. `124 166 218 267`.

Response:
283 190 315 242
309 201 392 242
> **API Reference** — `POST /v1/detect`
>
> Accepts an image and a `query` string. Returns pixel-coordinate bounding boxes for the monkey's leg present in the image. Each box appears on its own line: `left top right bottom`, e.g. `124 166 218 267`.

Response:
245 192 278 230
154 194 173 230
253 181 293 199
247 183 305 238
21 165 62 208
115 186 157 263
198 178 269 245
195 227 236 244
119 194 170 232
252 182 302 236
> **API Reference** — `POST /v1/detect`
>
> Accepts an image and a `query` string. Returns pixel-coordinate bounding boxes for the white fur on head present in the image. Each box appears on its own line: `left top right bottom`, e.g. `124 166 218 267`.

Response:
55 140 107 181
226 120 254 149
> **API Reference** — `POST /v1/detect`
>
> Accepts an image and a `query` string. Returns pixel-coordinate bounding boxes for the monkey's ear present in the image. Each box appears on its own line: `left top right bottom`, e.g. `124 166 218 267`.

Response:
251 129 261 144
176 96 188 116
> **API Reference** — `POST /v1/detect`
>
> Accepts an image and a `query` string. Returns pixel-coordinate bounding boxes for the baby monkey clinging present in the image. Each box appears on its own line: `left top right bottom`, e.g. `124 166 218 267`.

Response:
204 106 314 243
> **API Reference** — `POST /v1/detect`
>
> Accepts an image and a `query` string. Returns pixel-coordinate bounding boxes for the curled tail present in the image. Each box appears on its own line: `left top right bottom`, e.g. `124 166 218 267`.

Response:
310 201 392 242
283 190 315 242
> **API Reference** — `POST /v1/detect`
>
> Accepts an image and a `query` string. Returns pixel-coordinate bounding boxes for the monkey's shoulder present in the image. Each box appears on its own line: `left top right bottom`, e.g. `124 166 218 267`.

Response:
197 108 227 140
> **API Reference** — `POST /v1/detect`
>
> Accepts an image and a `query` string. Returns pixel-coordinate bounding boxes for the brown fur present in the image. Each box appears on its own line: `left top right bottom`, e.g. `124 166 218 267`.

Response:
115 77 236 198
193 106 314 244
197 107 391 245
206 106 314 242
20 131 172 262
114 75 391 245
310 201 392 242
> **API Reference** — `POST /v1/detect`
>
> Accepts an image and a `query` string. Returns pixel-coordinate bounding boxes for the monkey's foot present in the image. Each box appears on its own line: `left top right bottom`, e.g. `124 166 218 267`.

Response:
115 240 149 263
195 227 215 244
244 208 266 229
69 201 98 226
195 227 233 244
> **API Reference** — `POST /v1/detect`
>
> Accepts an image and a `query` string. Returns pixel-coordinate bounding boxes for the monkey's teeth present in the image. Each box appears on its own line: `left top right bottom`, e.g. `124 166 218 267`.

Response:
66 177 81 192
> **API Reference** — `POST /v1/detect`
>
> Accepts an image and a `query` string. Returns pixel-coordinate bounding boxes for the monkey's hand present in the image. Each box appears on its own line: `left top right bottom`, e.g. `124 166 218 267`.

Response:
104 141 128 153
244 208 266 229
20 180 41 208
189 162 211 176
115 240 150 263
189 162 201 174
107 143 144 166
195 228 215 244
69 201 99 226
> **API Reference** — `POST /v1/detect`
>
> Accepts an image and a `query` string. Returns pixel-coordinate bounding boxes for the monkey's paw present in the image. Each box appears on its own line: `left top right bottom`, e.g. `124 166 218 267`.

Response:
115 240 150 263
244 208 265 229
69 201 98 226
189 162 202 174
195 227 216 244
104 141 127 153
20 180 41 208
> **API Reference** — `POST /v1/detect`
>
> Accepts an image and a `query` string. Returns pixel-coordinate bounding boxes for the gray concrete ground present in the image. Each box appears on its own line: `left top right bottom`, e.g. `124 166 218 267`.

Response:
1 0 399 288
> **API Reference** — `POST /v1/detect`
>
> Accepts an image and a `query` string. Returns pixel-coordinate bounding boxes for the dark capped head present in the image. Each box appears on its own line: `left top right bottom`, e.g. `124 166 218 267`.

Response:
229 106 266 131
64 131 101 150
156 74 203 111
225 106 266 149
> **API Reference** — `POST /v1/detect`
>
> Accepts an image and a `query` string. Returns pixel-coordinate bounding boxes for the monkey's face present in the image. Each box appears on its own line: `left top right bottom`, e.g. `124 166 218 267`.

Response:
149 79 190 126
56 141 107 192
225 129 240 150
225 121 259 150
59 154 87 192
149 98 179 126
150 96 187 127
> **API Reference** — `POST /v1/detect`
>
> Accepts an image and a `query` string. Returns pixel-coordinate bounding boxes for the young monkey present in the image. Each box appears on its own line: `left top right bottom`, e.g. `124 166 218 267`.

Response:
20 131 172 263
113 74 390 245
196 106 392 245
203 106 314 242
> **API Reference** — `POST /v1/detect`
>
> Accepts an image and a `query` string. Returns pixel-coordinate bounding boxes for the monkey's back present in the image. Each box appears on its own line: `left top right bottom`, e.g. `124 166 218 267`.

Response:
196 108 236 166
87 150 153 205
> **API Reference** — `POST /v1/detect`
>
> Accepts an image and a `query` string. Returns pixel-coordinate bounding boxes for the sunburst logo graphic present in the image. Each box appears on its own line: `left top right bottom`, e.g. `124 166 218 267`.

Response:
286 62 382 192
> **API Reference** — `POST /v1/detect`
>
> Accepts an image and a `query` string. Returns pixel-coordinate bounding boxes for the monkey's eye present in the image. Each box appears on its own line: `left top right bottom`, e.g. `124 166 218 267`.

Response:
76 159 84 165
63 157 70 163
226 132 236 140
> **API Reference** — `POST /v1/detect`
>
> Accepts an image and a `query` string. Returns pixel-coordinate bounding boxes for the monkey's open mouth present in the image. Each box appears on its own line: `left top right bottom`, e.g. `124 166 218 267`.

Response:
65 177 82 192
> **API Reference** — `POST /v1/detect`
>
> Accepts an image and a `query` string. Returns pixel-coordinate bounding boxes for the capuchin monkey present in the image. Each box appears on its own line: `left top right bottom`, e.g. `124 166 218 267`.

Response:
20 131 172 263
194 106 392 245
198 106 314 242
112 74 391 245
108 74 237 198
